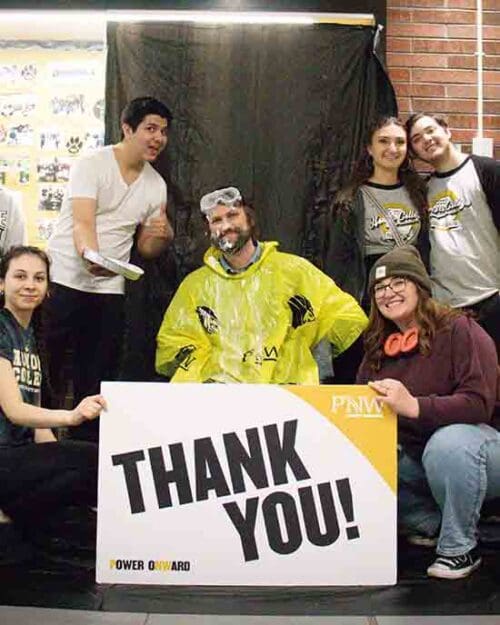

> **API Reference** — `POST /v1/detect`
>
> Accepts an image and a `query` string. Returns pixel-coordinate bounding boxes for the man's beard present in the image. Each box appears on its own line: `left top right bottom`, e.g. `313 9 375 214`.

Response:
211 227 252 256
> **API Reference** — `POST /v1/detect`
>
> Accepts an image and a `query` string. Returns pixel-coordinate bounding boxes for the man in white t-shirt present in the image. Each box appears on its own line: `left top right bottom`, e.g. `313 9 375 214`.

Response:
45 96 174 441
406 112 499 359
0 187 27 256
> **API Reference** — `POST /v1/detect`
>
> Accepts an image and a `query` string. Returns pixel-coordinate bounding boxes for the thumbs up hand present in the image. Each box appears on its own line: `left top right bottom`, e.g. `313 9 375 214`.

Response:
142 204 173 241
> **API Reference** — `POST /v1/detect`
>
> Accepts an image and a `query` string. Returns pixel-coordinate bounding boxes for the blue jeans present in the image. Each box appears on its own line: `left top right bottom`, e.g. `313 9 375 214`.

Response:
399 423 500 556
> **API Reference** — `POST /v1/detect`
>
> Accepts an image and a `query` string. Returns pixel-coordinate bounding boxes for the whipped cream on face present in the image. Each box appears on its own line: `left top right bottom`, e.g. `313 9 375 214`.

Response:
212 228 250 256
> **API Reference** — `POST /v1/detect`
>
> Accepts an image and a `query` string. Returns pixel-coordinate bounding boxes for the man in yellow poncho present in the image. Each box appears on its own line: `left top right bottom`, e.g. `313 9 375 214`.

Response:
156 186 367 384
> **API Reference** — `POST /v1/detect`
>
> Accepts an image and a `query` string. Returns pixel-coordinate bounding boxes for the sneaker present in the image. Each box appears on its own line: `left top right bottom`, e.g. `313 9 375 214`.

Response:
427 548 482 580
407 534 438 548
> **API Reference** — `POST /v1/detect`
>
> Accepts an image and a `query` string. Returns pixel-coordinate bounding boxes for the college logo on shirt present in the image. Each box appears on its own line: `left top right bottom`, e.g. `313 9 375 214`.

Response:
196 306 220 335
288 295 315 329
12 347 42 390
368 204 420 244
429 190 470 232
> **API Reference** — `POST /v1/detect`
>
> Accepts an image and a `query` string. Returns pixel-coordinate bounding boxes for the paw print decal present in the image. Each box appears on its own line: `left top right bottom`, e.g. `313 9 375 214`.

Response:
66 136 83 155
21 64 37 80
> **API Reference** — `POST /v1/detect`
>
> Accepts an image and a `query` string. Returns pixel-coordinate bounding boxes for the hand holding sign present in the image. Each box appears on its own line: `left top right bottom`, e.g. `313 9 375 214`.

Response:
70 393 107 426
368 379 419 419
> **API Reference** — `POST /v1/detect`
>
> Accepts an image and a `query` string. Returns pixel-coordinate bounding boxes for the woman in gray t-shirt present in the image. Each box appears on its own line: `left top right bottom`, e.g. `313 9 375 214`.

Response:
327 116 429 310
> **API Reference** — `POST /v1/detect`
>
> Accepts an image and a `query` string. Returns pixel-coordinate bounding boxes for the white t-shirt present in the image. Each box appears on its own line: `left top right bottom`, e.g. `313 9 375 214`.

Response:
48 146 167 295
428 157 499 307
0 187 27 254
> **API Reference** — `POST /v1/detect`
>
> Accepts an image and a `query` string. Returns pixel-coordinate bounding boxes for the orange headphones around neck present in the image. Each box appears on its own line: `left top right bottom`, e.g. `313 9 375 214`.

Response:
384 327 419 357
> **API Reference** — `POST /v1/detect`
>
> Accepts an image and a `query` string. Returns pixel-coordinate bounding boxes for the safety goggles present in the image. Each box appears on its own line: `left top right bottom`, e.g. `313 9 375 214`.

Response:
200 187 242 215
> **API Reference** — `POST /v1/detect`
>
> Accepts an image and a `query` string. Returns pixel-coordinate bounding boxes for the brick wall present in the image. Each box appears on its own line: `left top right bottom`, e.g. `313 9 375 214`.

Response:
386 0 500 158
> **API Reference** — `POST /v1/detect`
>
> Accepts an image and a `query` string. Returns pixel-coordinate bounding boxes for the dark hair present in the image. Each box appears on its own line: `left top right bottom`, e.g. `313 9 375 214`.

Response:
239 201 260 240
405 113 450 158
0 245 50 283
120 96 173 132
0 245 51 390
334 115 428 219
405 112 449 137
363 281 463 372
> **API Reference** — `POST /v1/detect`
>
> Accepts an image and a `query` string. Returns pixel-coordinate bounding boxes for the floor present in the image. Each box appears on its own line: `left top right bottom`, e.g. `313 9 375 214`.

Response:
1 609 500 624
0 536 498 624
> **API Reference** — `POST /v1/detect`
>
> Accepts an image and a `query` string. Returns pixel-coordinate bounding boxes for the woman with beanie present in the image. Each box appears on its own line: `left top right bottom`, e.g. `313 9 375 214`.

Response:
357 245 500 579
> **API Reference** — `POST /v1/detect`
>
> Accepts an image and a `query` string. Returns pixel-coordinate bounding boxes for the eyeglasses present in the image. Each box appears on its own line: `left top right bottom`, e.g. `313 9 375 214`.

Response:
374 277 407 299
200 187 242 215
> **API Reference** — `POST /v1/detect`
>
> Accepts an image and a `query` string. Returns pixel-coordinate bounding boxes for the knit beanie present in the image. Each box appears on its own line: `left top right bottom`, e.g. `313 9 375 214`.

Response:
368 245 432 294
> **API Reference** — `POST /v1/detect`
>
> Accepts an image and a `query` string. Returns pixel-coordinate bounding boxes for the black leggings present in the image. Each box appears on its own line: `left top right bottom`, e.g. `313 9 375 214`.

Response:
0 440 97 528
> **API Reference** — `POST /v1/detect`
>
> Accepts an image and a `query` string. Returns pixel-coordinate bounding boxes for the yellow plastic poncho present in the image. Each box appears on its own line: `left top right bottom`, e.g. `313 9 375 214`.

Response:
156 242 367 384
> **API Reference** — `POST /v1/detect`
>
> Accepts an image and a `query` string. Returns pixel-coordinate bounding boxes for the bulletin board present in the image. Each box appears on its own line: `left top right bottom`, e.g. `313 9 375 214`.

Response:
0 42 105 247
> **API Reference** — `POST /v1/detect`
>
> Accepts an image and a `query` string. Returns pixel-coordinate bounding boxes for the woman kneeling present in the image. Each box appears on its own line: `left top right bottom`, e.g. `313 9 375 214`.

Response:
0 246 106 561
357 245 500 580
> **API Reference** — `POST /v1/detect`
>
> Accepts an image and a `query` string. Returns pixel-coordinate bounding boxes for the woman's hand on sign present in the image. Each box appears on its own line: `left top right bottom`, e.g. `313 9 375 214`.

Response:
71 394 107 425
368 379 419 419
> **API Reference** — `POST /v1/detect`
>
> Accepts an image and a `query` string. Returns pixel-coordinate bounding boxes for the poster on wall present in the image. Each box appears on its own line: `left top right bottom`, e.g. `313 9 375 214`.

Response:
0 63 38 84
97 383 397 586
0 94 37 118
47 61 101 84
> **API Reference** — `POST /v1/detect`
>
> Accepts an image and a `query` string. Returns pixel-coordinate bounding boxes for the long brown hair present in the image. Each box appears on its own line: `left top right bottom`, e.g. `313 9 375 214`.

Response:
334 116 428 221
363 281 463 372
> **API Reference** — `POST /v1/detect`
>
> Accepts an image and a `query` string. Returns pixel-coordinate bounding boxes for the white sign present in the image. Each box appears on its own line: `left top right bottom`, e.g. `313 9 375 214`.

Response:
97 383 397 586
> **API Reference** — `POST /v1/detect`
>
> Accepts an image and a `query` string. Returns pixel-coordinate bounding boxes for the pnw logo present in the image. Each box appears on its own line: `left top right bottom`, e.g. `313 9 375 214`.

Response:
196 306 220 334
288 295 315 329
331 394 383 418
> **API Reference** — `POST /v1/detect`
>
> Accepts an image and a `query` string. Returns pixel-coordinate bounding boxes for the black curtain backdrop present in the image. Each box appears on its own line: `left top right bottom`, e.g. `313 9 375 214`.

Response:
105 21 396 380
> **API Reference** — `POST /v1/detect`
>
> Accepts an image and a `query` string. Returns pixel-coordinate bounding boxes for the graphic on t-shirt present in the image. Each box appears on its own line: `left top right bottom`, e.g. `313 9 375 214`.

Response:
12 347 41 392
368 203 420 244
428 190 470 232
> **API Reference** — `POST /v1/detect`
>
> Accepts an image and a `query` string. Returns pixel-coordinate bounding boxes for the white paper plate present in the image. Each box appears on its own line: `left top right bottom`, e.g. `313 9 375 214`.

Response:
83 249 144 281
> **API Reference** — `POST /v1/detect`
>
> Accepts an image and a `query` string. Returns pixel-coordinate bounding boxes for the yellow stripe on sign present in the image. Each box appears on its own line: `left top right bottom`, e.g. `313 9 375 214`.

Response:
287 385 397 493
